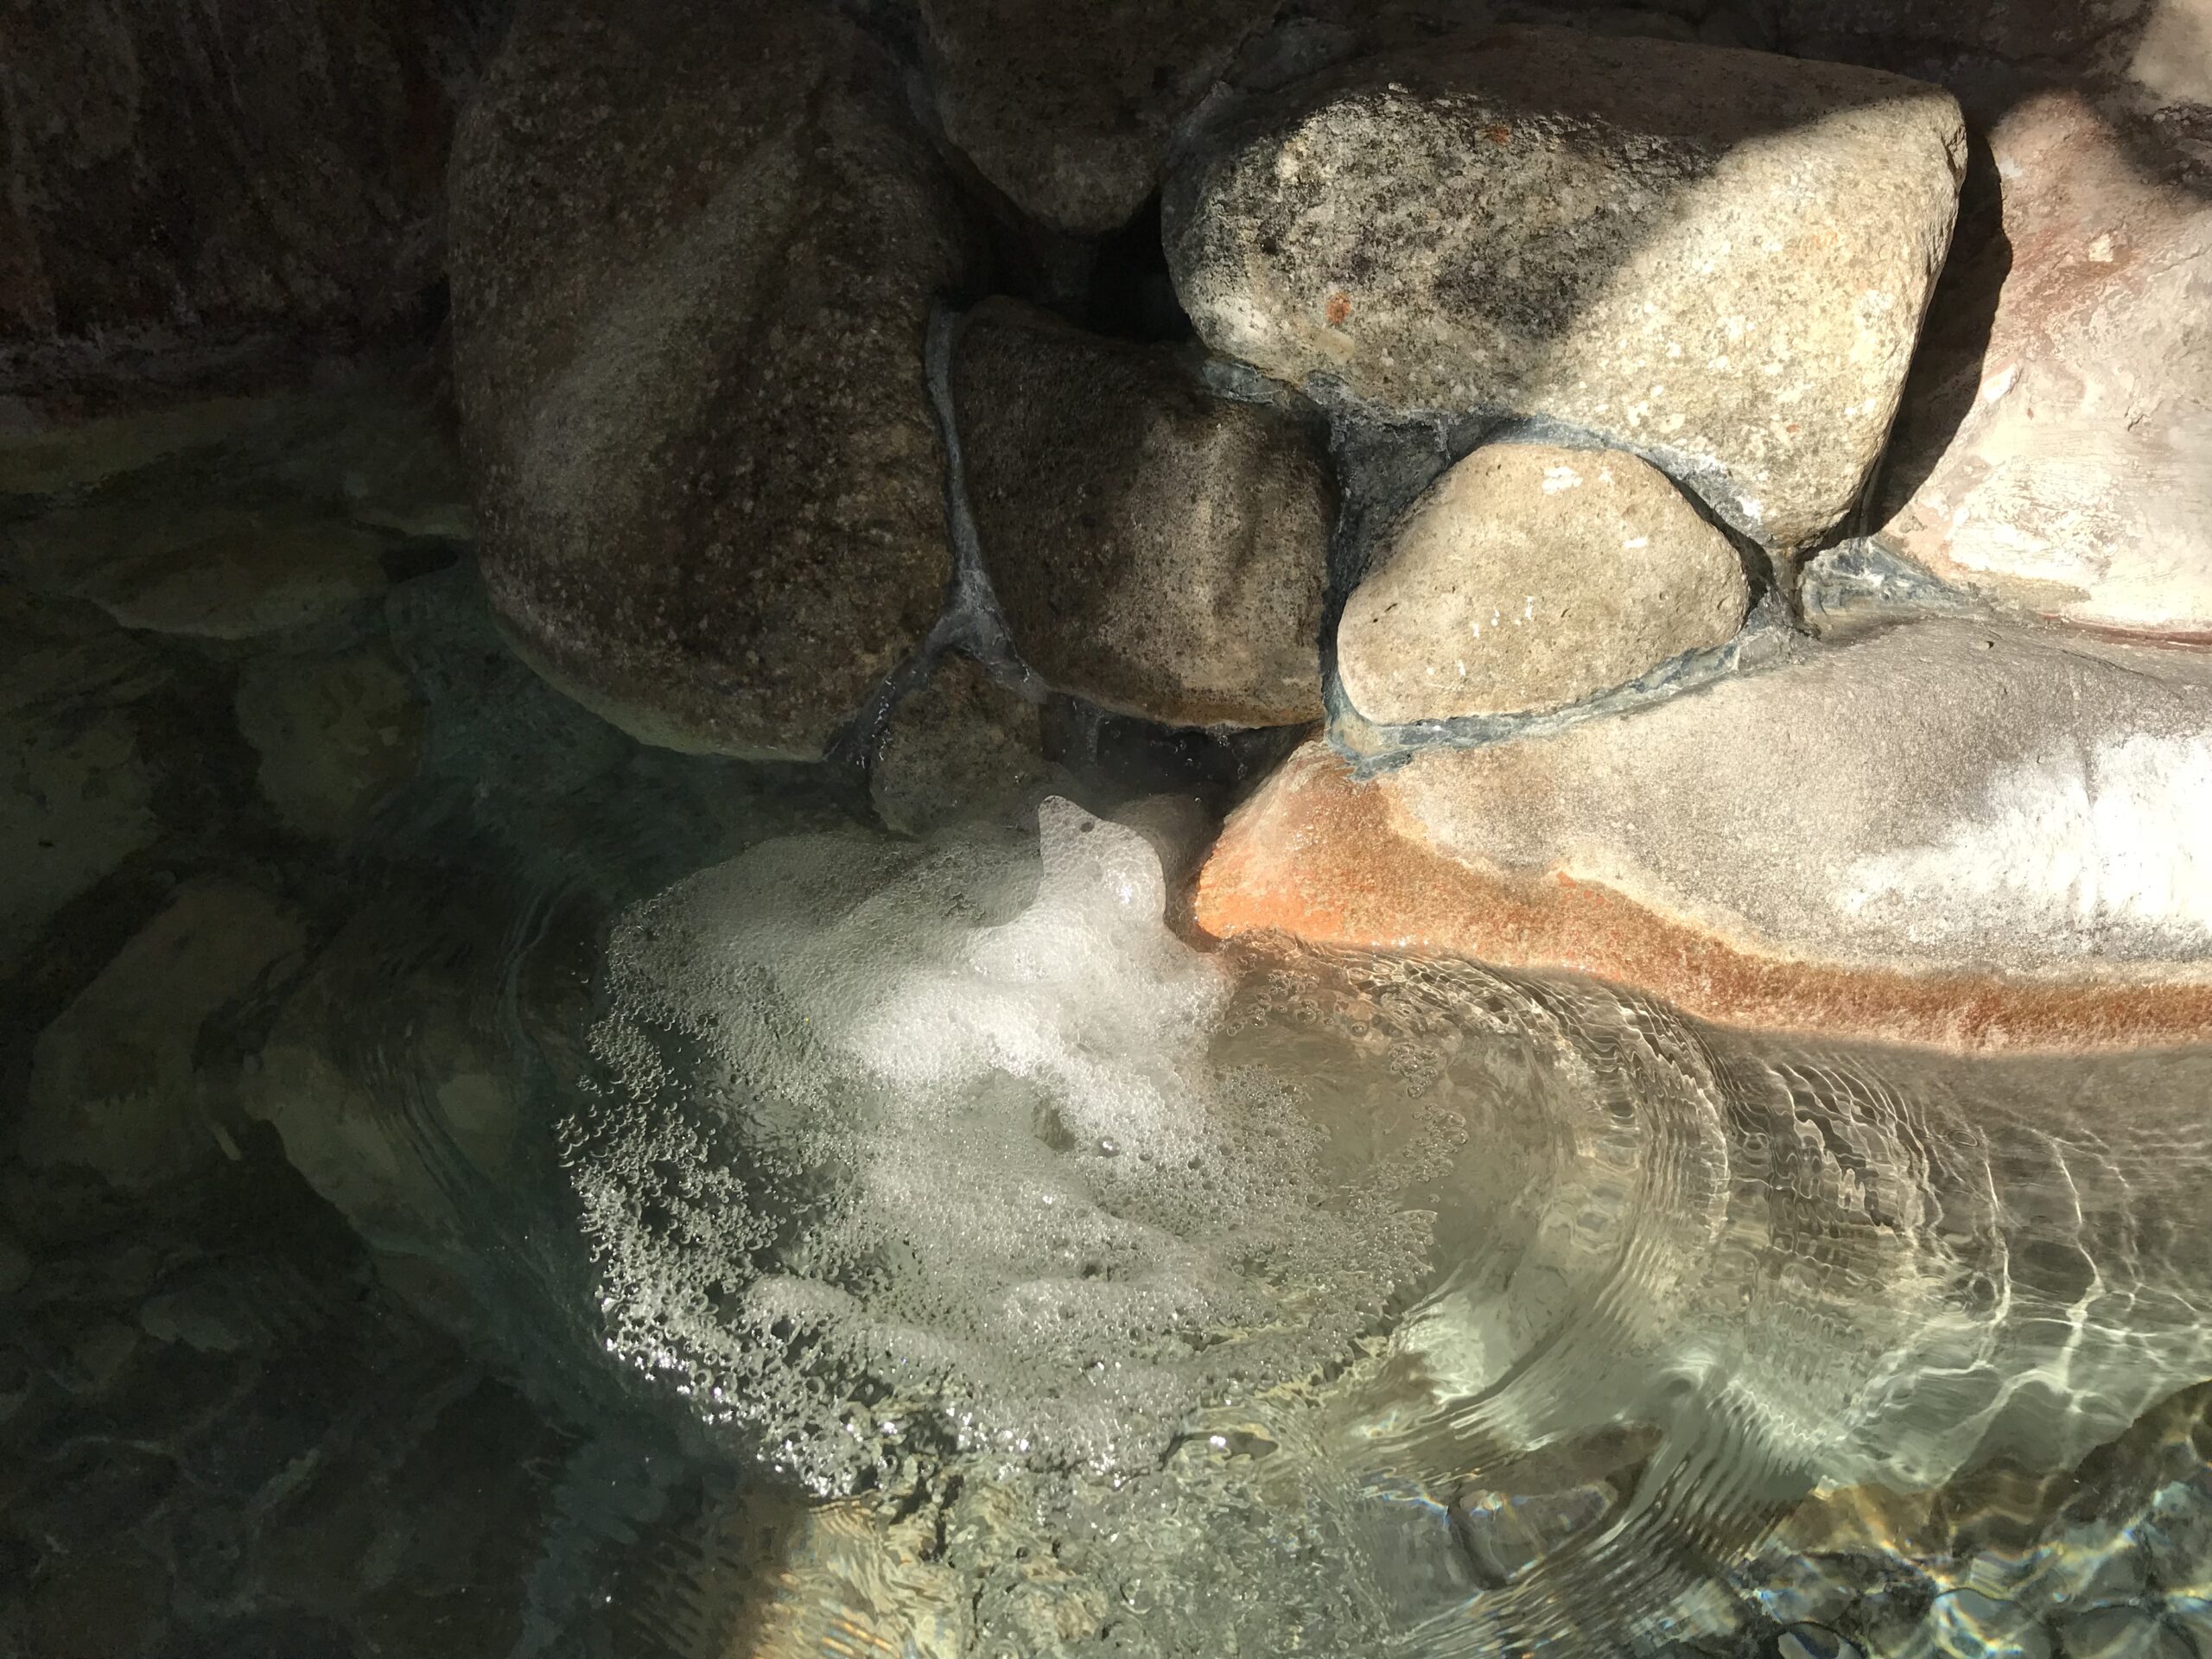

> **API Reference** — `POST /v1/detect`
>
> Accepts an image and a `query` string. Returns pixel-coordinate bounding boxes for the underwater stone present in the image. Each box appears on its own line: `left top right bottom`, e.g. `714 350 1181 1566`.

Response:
1196 619 2212 1050
2058 1607 2199 1659
957 297 1332 727
871 652 1058 836
1163 25 1965 549
21 879 306 1190
1877 92 2212 637
0 1230 29 1298
1336 442 1751 723
918 0 1281 235
234 642 426 837
450 0 974 759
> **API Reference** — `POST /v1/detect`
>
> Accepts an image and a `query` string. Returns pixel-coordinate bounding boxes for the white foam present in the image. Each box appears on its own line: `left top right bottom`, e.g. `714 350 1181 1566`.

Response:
569 799 1437 1491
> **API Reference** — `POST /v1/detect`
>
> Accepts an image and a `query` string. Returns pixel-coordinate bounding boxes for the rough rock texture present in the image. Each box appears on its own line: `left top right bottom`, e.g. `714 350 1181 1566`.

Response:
1338 442 1751 722
0 0 488 394
1164 25 1967 549
1878 94 2212 636
871 653 1057 835
22 880 307 1188
235 644 428 836
956 298 1332 726
450 0 974 759
1197 620 2212 1051
919 0 1281 235
1772 0 2155 86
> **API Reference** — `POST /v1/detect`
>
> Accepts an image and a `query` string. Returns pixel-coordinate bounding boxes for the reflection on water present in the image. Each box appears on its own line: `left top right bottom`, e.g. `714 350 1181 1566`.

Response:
3 382 2210 1657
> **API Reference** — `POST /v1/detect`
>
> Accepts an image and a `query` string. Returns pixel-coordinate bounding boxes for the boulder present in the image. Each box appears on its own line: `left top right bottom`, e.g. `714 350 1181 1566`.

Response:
450 0 974 759
919 0 1281 235
1337 442 1752 723
1196 620 2212 1051
234 643 428 836
21 880 307 1188
0 0 483 391
871 652 1058 835
1164 25 1966 549
1878 93 2212 637
956 298 1332 726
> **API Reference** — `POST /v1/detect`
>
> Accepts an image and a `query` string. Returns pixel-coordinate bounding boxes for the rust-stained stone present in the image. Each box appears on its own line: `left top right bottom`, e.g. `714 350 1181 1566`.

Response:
1196 622 2212 1052
1164 25 1965 550
450 0 973 759
1878 92 2212 636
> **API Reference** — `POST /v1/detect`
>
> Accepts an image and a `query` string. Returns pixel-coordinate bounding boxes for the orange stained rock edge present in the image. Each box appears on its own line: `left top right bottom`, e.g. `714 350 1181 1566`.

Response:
1192 747 2212 1055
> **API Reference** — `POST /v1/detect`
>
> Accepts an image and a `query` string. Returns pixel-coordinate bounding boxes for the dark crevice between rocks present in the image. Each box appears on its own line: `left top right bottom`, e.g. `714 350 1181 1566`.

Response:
1077 194 1197 344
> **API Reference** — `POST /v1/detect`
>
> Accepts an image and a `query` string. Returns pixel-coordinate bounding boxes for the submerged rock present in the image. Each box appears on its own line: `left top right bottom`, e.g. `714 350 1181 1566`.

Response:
956 297 1332 727
1196 620 2212 1050
234 643 426 837
450 0 973 759
1878 93 2212 637
871 652 1057 836
1337 442 1751 723
918 0 1281 235
22 879 307 1189
1164 25 1965 548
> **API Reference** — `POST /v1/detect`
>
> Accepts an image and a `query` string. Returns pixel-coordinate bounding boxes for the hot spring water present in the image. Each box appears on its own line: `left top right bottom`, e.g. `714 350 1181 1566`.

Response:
567 798 2212 1655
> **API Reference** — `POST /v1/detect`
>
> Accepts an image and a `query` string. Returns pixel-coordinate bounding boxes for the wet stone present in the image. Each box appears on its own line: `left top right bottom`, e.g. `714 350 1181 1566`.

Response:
956 297 1332 727
1165 24 1966 548
871 653 1056 836
233 641 427 837
451 0 974 758
61 509 389 639
20 878 307 1190
1336 442 1751 723
2057 1606 2200 1659
0 1231 29 1297
1925 1588 2055 1659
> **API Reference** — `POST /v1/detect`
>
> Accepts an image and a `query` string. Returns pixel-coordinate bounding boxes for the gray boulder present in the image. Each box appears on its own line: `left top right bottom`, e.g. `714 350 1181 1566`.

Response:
1337 442 1751 722
871 652 1059 835
1164 25 1966 550
955 298 1332 727
450 0 975 758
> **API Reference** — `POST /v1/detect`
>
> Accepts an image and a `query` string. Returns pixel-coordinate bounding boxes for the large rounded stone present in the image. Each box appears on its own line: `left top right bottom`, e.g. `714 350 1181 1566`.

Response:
870 653 1058 836
1878 93 2212 637
1338 442 1751 722
918 0 1281 235
1164 25 1966 550
1197 620 2212 1051
955 298 1332 727
450 0 974 758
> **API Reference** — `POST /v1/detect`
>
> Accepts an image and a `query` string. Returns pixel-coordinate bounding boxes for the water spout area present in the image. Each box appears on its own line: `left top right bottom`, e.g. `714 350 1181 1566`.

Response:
569 797 2212 1656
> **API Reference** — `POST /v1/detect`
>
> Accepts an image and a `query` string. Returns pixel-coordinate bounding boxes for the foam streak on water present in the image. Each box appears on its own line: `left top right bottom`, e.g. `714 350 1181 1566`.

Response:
565 799 2212 1653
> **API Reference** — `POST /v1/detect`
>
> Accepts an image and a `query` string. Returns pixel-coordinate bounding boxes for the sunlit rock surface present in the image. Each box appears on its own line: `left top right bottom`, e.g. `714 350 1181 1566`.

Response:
955 298 1332 728
450 0 974 758
1337 441 1752 723
1199 620 2212 1050
1878 92 2212 636
1164 25 1964 548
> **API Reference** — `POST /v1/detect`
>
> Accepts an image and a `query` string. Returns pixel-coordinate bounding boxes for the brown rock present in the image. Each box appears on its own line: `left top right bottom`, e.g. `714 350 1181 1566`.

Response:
450 0 974 758
1165 25 1966 549
871 652 1058 835
1337 442 1751 722
1196 621 2212 1051
1878 93 2212 636
0 0 481 391
956 298 1332 727
919 0 1281 235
